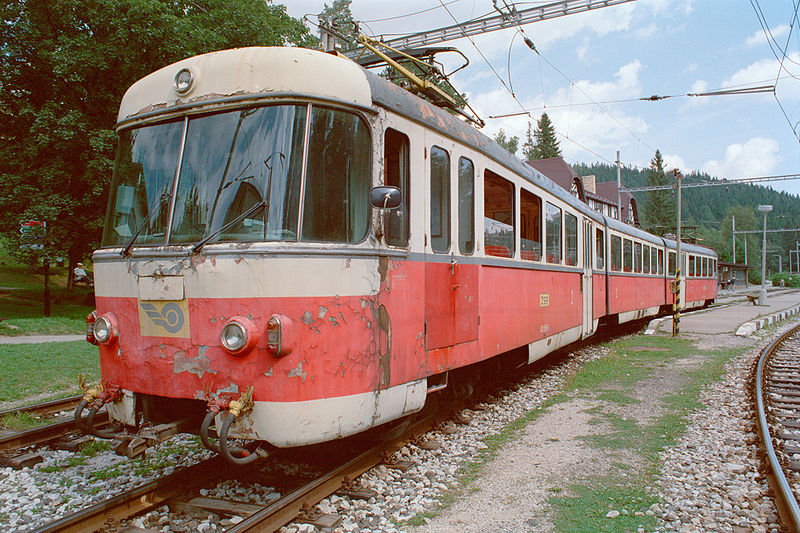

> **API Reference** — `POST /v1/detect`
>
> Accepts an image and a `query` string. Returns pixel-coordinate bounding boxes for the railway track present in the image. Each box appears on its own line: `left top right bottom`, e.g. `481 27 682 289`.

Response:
754 322 800 531
34 394 462 532
0 394 108 464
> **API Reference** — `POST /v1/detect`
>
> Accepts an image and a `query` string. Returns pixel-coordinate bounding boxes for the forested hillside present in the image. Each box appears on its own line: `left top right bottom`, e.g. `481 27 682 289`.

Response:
572 162 800 279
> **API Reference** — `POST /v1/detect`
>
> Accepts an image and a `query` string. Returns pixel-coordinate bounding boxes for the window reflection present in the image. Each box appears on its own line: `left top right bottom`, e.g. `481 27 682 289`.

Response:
170 106 306 244
104 104 372 249
102 121 184 247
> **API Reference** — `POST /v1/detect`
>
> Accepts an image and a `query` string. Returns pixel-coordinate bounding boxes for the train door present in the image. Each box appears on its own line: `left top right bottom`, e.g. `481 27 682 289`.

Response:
424 141 479 350
582 218 594 337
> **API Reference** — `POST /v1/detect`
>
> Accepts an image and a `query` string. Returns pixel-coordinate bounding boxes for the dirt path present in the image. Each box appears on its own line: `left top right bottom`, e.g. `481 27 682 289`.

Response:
409 332 756 532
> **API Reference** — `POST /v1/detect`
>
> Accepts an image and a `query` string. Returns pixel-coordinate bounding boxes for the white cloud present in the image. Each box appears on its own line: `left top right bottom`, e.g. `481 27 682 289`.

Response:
701 137 780 179
551 60 643 105
721 54 800 98
662 153 687 172
635 23 658 39
690 80 708 94
745 25 788 48
724 57 785 87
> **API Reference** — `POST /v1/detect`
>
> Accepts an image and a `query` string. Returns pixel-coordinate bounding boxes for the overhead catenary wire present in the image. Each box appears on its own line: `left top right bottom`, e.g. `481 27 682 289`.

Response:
750 0 800 141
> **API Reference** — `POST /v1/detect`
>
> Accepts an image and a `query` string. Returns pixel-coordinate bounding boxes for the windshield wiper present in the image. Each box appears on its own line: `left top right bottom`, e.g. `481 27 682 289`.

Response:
191 200 267 255
121 192 171 257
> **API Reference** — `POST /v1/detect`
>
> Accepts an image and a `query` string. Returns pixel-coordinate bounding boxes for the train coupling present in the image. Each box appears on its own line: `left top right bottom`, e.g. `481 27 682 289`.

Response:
227 386 254 418
111 419 191 459
200 387 266 466
75 376 124 439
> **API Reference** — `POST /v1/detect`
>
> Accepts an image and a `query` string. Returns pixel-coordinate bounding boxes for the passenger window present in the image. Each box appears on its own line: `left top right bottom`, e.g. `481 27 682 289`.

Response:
565 213 578 266
643 245 650 274
702 257 708 277
689 255 695 276
302 107 370 243
458 157 475 254
668 252 676 276
521 189 542 261
623 238 632 272
484 170 514 257
634 242 642 273
546 203 562 263
430 146 450 253
384 129 409 247
596 228 605 269
651 247 658 274
658 249 664 275
611 235 622 271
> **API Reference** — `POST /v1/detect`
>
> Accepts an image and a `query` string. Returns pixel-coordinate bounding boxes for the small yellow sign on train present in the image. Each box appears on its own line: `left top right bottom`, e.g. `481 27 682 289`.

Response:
539 293 550 307
138 300 190 338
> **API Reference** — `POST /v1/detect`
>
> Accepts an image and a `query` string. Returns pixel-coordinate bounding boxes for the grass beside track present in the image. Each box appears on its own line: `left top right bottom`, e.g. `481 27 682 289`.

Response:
0 341 99 403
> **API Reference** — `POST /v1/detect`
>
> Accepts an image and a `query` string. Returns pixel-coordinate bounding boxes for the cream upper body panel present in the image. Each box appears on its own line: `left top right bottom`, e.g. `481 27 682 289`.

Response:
118 47 372 124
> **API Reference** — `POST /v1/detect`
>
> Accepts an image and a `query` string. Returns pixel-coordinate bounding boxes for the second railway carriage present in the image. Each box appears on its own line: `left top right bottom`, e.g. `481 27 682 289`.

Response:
80 46 717 463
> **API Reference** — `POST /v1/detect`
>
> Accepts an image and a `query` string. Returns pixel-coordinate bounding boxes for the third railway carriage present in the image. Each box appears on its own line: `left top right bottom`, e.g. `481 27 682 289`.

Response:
80 47 717 464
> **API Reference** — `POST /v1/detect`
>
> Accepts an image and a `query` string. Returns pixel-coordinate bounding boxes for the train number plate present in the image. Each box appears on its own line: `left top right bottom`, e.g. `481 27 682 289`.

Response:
539 293 550 307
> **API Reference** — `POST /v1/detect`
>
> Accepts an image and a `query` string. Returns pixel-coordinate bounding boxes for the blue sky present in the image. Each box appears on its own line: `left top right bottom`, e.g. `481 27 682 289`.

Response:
285 1 800 196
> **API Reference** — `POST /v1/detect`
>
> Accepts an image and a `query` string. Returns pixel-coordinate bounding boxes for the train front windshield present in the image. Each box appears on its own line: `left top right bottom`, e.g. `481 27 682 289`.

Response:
102 104 371 249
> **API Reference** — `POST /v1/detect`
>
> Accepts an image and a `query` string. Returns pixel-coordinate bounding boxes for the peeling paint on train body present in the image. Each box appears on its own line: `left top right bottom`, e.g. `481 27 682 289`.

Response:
94 255 428 407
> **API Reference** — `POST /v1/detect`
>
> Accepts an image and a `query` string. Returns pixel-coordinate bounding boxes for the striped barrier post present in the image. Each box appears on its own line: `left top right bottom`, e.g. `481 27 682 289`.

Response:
673 270 680 336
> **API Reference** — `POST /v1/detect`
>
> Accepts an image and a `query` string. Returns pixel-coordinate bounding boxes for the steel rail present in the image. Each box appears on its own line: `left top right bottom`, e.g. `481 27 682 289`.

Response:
228 401 458 532
0 415 105 454
34 456 227 533
0 394 82 418
755 322 800 532
0 395 108 454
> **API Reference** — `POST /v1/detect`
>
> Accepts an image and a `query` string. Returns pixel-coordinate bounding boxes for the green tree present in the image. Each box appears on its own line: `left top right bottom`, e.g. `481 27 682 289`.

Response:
319 0 358 52
494 129 519 155
642 150 676 236
522 122 535 160
530 113 561 160
0 0 313 283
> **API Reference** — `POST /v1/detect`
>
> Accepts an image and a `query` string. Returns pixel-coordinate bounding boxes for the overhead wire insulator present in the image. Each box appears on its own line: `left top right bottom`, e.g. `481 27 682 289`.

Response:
523 36 537 53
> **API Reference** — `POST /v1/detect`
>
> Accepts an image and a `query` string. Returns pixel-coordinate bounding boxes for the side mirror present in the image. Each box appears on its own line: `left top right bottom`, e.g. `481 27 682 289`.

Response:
370 186 402 209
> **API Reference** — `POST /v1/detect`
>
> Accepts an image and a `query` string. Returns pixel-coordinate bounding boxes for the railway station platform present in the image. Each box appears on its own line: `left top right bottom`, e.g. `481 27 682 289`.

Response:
646 288 800 336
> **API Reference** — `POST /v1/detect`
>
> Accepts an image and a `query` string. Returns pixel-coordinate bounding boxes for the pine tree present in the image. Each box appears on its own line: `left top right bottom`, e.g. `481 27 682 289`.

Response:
522 122 536 160
531 113 561 159
493 129 519 155
642 150 676 236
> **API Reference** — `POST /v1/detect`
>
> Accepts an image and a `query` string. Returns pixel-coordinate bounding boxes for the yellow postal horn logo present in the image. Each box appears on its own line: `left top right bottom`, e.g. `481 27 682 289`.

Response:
138 300 190 338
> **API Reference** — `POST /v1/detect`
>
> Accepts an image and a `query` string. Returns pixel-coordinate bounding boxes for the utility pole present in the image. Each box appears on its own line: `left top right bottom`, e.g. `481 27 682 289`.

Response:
732 215 736 263
673 170 682 336
758 205 772 305
616 151 622 221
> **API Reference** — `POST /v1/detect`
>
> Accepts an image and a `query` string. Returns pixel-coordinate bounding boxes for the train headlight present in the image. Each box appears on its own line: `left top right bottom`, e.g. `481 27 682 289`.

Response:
93 313 118 345
173 67 195 95
220 317 258 355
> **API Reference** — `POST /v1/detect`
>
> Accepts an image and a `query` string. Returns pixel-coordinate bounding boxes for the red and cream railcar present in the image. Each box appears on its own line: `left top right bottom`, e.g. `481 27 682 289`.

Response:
81 47 716 463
